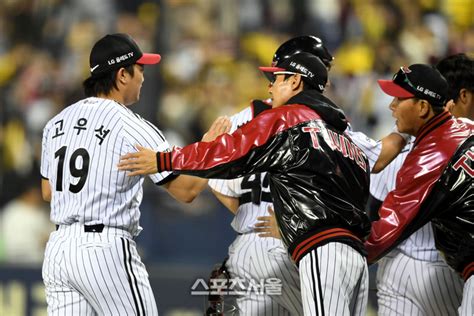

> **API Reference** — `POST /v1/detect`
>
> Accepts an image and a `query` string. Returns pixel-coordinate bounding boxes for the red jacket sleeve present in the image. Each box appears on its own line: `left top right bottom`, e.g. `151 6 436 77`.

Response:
156 104 320 179
365 141 453 263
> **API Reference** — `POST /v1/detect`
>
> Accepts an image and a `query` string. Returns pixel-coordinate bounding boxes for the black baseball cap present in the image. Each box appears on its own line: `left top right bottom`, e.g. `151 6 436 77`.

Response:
89 33 161 77
378 64 448 107
259 52 328 93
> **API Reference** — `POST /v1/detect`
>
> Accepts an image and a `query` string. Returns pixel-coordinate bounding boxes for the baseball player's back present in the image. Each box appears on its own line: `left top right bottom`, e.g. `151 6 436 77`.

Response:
42 97 170 234
40 33 165 316
41 96 172 315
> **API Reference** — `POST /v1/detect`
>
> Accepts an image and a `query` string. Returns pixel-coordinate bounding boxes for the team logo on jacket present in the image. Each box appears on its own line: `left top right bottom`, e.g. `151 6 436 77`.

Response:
453 149 474 177
302 126 367 171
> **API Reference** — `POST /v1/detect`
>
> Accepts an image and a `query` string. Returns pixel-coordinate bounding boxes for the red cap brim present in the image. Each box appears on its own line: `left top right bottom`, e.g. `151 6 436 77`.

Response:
137 53 161 65
377 79 414 98
258 66 286 72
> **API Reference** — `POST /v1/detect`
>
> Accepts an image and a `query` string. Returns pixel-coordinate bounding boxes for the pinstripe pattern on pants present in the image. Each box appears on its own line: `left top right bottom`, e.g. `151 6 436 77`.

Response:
42 223 158 316
376 249 463 316
298 242 368 316
226 233 302 315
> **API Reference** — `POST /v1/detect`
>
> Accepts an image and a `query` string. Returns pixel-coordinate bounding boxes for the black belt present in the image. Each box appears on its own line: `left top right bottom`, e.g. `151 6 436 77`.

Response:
239 191 273 205
56 224 105 233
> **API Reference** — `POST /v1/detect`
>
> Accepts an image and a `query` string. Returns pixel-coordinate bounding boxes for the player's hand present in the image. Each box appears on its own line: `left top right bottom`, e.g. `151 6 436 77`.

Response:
118 145 158 176
201 116 231 142
254 206 281 239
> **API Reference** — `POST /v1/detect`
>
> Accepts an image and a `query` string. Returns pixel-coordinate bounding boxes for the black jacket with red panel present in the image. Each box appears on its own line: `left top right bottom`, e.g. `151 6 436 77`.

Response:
365 112 474 280
157 90 371 264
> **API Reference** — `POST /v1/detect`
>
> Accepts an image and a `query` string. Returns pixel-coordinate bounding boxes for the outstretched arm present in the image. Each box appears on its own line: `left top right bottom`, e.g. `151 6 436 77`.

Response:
118 116 231 176
347 125 410 173
163 175 209 203
372 132 408 173
211 189 239 214
117 116 231 203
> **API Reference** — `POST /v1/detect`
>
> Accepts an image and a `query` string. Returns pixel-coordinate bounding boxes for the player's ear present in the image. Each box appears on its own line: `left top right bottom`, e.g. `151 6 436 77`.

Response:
458 88 469 104
291 74 303 91
445 99 455 113
117 68 128 84
418 100 432 118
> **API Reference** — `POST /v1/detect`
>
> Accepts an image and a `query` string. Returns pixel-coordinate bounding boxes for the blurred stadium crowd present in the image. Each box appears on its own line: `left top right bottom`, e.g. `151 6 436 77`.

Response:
0 0 473 268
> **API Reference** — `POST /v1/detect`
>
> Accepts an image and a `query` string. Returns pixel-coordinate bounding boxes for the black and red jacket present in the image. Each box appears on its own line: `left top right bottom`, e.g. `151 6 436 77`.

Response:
365 112 474 280
157 90 371 264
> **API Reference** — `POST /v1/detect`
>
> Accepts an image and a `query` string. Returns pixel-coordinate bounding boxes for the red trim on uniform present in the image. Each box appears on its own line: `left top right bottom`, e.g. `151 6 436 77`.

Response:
291 228 360 262
165 152 171 170
365 116 468 263
462 262 474 281
171 104 321 172
160 152 165 172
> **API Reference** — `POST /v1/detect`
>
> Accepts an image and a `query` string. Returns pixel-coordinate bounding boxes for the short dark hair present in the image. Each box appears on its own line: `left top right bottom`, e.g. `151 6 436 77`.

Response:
83 64 135 97
436 53 474 102
432 104 445 115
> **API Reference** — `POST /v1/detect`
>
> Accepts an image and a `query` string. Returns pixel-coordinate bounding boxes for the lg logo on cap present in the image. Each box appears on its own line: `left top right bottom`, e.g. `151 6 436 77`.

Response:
107 52 134 65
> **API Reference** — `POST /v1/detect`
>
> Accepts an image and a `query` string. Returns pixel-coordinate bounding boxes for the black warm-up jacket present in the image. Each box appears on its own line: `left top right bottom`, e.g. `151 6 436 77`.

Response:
157 90 371 264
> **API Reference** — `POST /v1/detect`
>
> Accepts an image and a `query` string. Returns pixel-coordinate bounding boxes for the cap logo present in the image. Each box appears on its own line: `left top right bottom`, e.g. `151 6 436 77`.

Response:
416 86 442 100
401 66 411 73
290 61 314 78
90 65 99 72
107 52 134 65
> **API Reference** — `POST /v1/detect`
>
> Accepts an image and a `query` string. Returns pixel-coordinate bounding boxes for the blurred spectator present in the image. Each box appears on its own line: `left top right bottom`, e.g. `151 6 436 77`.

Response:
0 168 53 266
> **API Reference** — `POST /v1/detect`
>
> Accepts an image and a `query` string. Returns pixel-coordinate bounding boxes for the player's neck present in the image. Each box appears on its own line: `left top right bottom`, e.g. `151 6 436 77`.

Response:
96 91 126 106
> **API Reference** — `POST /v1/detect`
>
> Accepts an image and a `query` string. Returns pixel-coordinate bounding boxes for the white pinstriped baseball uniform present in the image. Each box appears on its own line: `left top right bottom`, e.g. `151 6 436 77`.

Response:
41 97 173 315
298 242 368 316
349 132 464 315
460 277 474 316
209 104 303 315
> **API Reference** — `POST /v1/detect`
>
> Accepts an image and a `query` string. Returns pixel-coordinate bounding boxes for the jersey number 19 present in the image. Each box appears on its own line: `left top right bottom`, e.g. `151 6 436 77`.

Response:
54 146 90 193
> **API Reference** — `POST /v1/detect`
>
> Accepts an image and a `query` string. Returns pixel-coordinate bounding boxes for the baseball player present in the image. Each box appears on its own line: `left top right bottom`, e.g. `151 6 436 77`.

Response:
207 35 334 315
364 63 473 315
120 52 372 315
209 103 302 315
370 140 465 316
207 35 406 315
40 33 229 315
369 54 474 316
